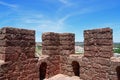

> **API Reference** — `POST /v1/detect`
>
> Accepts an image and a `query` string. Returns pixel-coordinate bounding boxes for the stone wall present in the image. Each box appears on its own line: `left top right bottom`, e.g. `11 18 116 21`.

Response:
80 28 113 80
41 32 75 78
42 32 60 78
109 57 120 80
40 28 120 80
0 27 120 80
0 27 39 80
59 33 75 75
66 54 83 76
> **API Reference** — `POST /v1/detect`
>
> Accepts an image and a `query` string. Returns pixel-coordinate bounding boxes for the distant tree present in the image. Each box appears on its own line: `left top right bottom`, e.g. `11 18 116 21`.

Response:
114 44 120 53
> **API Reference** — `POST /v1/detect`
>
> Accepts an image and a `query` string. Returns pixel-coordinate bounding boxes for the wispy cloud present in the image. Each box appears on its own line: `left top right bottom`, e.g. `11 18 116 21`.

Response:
57 0 120 18
17 12 70 32
59 0 72 6
35 16 68 32
0 1 18 9
57 0 74 13
22 14 44 24
59 0 68 4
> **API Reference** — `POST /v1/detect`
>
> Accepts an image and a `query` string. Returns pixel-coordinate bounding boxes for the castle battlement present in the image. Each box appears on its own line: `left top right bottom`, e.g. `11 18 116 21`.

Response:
0 27 120 80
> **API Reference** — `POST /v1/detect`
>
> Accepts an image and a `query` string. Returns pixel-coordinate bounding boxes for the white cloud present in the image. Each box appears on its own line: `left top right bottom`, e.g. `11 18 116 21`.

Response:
23 14 44 24
57 14 70 25
0 1 18 9
57 0 120 18
59 0 68 4
18 11 71 32
30 14 71 32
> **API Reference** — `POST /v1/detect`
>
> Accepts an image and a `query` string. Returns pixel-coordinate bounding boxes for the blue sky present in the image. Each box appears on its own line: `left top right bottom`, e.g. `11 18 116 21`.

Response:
0 0 120 42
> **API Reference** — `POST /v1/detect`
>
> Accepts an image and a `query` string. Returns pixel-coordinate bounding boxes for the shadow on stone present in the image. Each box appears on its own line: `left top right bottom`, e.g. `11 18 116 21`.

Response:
40 62 47 80
116 66 120 80
72 61 80 76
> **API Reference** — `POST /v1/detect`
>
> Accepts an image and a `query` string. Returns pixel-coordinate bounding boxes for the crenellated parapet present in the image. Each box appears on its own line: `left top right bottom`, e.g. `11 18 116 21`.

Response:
0 27 120 80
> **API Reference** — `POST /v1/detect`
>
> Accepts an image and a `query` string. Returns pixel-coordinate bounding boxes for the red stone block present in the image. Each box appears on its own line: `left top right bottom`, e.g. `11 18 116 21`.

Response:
59 45 74 50
84 51 95 57
42 50 59 55
0 40 6 46
42 46 58 50
0 53 5 60
0 76 6 80
1 27 35 35
0 34 6 40
42 40 59 46
84 45 98 52
86 50 113 58
6 46 21 54
0 53 19 61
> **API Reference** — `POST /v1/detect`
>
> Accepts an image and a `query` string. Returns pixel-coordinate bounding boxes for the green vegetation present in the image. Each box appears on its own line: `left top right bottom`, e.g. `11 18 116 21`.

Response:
114 47 120 53
113 43 120 53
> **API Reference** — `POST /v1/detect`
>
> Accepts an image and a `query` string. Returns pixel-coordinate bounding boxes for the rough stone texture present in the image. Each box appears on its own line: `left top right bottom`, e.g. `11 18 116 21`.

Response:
0 27 39 80
109 57 120 80
42 32 60 78
41 32 75 78
44 74 82 80
66 54 83 76
0 27 120 80
84 28 113 58
80 28 113 80
59 33 75 75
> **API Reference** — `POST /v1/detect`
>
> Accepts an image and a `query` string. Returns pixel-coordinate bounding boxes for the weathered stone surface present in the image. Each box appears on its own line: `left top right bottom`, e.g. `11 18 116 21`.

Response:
80 28 115 80
44 74 82 80
0 27 119 80
0 27 38 80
